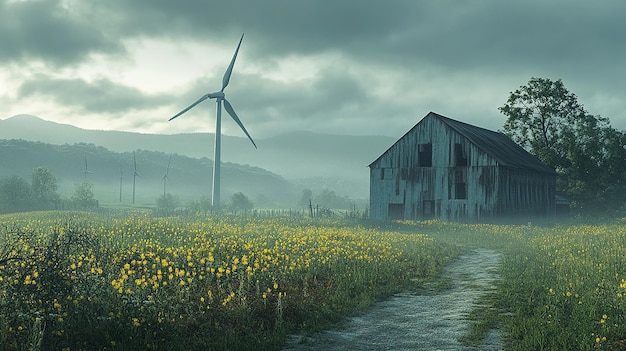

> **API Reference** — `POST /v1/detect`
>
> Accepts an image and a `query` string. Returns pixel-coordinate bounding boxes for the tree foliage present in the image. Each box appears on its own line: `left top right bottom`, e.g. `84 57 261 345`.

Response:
156 193 179 215
230 192 253 212
71 182 99 210
0 168 63 213
499 78 626 215
185 196 213 214
31 166 60 210
0 176 31 213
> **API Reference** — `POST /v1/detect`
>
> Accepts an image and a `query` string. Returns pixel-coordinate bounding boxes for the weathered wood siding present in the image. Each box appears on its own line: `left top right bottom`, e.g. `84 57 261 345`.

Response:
370 114 555 222
497 168 556 218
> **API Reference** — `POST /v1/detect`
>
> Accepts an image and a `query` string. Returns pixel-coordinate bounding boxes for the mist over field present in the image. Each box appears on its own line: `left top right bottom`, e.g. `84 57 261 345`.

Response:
0 114 387 210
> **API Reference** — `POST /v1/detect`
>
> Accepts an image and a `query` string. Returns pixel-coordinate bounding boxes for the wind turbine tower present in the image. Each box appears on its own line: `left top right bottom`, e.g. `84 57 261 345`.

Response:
169 34 257 208
132 151 141 204
119 168 124 202
162 154 172 198
83 154 94 180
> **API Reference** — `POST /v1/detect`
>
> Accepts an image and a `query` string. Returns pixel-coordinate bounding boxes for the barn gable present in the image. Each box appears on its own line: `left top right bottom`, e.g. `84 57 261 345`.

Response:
369 112 556 222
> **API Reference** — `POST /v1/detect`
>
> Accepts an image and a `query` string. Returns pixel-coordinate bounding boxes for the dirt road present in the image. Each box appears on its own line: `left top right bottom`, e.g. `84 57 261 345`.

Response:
282 248 502 351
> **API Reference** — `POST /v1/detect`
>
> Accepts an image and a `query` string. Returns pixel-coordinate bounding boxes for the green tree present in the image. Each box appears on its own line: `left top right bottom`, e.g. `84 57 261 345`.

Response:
499 77 626 215
0 176 32 213
499 78 588 168
185 196 213 215
156 193 179 215
71 182 99 210
230 192 253 212
31 166 60 210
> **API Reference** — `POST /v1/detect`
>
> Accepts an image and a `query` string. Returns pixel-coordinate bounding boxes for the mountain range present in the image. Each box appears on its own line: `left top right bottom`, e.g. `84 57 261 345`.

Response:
0 114 396 204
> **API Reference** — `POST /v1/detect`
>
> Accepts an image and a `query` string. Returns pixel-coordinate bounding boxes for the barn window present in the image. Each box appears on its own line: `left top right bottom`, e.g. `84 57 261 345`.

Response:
454 143 468 166
455 182 467 199
449 169 467 200
418 143 432 167
380 168 385 180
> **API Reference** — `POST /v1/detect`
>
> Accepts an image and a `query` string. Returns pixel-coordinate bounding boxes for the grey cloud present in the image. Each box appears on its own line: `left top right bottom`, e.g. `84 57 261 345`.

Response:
88 0 626 125
32 0 626 90
0 0 124 66
4 0 626 135
166 63 380 136
236 67 370 117
90 0 418 57
6 0 626 76
18 76 171 114
91 1 626 70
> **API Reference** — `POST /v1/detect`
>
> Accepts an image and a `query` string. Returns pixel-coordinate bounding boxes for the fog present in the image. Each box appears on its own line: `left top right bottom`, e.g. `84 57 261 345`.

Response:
0 114 381 211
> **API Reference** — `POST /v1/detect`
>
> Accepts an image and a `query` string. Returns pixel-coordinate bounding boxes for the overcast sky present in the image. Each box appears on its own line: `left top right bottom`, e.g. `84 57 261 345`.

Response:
1 0 625 139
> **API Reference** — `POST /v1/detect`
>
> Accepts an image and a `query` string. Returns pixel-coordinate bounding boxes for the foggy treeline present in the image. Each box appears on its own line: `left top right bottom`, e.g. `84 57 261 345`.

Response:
0 139 368 214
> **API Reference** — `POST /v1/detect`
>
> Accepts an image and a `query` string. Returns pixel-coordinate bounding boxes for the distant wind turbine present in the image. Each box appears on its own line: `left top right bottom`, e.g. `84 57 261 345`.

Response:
161 154 174 212
168 33 257 208
162 154 172 198
83 154 94 180
119 168 124 202
132 151 142 204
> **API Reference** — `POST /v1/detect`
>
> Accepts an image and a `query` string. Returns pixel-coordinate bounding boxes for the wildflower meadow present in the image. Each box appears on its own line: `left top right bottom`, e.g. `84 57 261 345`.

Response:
0 212 454 350
1 211 626 350
416 219 626 350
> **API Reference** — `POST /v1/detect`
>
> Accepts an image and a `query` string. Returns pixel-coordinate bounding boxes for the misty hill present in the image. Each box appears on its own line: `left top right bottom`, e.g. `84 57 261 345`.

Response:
0 139 295 207
0 115 396 199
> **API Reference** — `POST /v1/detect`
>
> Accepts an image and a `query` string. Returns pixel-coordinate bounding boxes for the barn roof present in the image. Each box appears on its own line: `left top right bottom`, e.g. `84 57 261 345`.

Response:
370 112 556 174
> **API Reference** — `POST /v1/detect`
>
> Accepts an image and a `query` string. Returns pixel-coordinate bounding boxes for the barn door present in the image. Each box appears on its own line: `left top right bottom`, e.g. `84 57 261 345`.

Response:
388 203 404 220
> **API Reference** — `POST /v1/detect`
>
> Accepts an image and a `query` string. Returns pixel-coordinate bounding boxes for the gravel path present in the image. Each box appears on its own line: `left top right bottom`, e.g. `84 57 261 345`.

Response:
282 248 502 351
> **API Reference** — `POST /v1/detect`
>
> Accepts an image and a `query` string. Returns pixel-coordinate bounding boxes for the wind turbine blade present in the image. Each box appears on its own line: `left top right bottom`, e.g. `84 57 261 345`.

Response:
223 98 257 149
169 94 212 121
221 34 244 92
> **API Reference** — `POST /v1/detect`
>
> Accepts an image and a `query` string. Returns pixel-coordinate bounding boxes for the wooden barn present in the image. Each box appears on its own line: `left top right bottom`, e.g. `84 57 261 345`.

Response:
369 112 556 222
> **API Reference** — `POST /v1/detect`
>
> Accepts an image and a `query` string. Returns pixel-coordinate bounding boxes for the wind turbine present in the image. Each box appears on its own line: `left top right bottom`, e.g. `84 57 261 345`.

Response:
83 154 94 180
161 154 173 212
132 151 141 204
162 154 172 198
169 34 257 208
119 168 124 202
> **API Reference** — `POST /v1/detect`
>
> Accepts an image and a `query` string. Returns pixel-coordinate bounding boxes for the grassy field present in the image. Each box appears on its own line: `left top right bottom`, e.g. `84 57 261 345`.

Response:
411 219 626 350
1 212 625 350
0 211 457 350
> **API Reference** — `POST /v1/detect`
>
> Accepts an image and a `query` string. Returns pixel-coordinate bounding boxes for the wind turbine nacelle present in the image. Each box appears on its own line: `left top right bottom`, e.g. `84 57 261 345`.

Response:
207 92 225 99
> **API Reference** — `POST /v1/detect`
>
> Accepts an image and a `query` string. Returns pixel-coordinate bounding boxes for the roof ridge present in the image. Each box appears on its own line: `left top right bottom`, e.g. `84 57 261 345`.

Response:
369 112 555 175
429 112 554 174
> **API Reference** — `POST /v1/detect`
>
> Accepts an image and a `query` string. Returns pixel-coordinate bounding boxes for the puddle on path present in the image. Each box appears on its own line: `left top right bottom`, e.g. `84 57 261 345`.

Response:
282 248 502 351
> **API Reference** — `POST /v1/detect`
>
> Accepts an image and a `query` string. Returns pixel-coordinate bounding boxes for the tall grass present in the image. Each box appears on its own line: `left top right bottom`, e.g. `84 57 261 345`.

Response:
0 212 456 350
6 212 624 350
400 219 626 350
